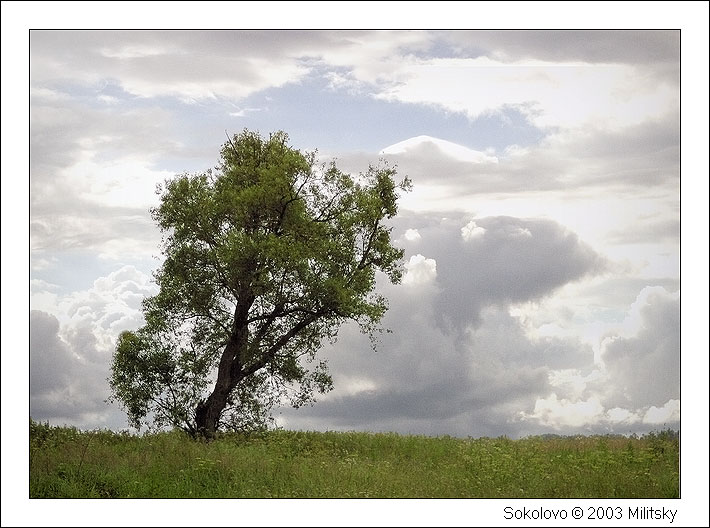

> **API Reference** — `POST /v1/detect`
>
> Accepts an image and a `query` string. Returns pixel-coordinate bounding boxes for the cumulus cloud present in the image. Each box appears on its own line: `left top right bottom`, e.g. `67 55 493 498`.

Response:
643 400 680 425
428 216 608 329
402 254 437 286
402 228 421 242
30 310 122 429
600 287 680 409
527 394 605 429
606 407 641 425
29 266 157 429
461 220 486 241
280 299 597 438
516 285 680 433
279 216 612 437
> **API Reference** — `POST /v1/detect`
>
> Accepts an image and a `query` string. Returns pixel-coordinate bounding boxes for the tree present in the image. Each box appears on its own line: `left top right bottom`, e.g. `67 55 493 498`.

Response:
109 130 411 438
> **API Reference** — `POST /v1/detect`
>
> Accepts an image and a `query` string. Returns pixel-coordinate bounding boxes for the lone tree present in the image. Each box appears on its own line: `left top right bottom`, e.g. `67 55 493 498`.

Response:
109 130 410 437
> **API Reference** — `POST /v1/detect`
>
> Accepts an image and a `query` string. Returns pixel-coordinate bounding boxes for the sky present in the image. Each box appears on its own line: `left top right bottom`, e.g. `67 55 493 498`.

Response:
3 2 709 525
24 25 689 441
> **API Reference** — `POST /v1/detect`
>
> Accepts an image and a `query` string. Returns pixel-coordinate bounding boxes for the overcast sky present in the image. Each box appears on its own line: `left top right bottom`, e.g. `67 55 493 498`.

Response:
3 2 709 525
23 26 690 440
23 24 689 442
9 6 709 437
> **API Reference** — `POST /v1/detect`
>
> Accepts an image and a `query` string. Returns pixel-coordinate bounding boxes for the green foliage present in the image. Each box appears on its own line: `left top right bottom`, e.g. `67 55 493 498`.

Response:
30 421 680 498
109 130 410 436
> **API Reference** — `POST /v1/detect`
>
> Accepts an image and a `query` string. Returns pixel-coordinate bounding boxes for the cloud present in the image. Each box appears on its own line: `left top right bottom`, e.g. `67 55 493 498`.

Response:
30 88 182 259
30 310 121 429
30 311 73 394
380 112 678 200
402 228 421 242
601 287 680 409
515 285 680 432
443 30 679 65
30 266 157 429
527 394 605 429
643 400 680 425
606 407 641 425
461 220 485 241
30 31 677 135
402 254 437 286
605 217 679 245
30 30 431 102
373 57 677 130
31 31 307 101
278 215 610 437
381 135 497 164
279 300 598 438
427 216 608 329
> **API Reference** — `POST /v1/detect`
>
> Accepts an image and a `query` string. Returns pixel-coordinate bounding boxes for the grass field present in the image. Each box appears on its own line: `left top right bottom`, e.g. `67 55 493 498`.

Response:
29 419 679 498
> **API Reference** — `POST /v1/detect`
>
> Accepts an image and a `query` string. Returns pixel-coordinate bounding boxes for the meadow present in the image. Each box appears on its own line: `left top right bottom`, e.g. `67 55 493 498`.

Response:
29 419 679 498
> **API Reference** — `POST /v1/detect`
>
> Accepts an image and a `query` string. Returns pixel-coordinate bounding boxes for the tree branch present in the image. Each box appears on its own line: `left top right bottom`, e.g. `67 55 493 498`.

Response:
241 311 324 378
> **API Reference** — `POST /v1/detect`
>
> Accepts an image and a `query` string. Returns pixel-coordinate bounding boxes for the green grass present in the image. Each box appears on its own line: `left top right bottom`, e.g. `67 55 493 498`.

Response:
29 420 679 498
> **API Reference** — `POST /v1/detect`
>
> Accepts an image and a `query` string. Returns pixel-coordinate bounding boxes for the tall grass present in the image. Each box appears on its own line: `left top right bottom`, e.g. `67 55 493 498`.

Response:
29 420 679 498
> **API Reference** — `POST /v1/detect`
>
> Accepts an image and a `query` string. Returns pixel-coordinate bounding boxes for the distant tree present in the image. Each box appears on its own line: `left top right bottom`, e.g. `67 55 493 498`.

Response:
109 130 410 437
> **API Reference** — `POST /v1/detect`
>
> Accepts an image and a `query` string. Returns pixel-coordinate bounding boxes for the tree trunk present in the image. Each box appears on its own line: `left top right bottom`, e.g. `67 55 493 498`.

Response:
195 336 245 437
195 386 230 438
195 297 252 438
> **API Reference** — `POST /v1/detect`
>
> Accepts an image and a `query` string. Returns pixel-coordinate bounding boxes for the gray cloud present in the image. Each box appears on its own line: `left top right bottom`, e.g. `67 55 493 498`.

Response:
280 303 596 438
443 30 679 73
377 112 679 196
30 204 158 257
397 215 608 330
30 267 156 429
602 289 680 409
30 89 178 256
30 310 126 429
605 217 679 245
30 310 73 395
279 216 605 437
30 30 431 100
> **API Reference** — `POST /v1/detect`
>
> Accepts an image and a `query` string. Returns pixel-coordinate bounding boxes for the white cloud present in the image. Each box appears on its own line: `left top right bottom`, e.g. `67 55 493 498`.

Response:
547 368 602 401
99 43 172 60
97 94 119 104
599 287 679 411
460 220 486 241
30 310 127 430
606 407 641 425
526 393 605 429
381 135 498 164
374 57 678 130
643 399 680 425
64 156 172 209
30 266 159 428
402 254 437 285
610 286 680 342
321 376 377 400
33 265 156 351
403 228 421 242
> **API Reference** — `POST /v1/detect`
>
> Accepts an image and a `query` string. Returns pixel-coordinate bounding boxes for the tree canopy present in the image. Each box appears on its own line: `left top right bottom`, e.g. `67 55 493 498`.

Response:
109 130 411 437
